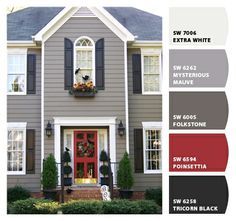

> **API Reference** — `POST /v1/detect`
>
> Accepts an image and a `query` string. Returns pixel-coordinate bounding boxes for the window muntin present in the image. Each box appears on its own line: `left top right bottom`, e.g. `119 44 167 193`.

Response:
7 53 27 94
7 128 26 174
143 55 160 93
74 37 95 83
144 129 161 172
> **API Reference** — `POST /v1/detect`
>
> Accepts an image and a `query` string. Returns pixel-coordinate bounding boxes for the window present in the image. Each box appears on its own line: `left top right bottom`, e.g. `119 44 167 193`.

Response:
8 49 27 95
7 123 27 175
141 49 161 94
142 122 162 173
74 37 95 84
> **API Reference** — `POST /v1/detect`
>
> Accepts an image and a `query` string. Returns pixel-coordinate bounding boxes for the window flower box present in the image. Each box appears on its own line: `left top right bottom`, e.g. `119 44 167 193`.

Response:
69 81 97 97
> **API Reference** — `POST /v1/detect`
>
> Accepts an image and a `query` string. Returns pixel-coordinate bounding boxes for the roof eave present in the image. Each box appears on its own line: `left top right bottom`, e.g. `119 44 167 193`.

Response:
7 40 39 47
129 40 162 47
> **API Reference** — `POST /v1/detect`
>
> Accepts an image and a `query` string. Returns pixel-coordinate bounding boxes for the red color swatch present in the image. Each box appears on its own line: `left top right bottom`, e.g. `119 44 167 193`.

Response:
169 134 228 172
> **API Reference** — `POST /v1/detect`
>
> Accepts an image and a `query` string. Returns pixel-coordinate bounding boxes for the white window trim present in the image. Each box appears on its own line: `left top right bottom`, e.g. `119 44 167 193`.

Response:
73 36 96 85
141 48 162 95
7 48 27 96
142 121 162 174
7 122 27 175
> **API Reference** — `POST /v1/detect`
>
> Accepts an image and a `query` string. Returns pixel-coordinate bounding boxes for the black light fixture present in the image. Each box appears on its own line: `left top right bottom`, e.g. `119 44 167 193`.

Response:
45 121 53 137
118 120 125 136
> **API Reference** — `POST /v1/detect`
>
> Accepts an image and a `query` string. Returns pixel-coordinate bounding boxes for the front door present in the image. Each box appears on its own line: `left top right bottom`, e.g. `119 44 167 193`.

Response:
74 131 97 184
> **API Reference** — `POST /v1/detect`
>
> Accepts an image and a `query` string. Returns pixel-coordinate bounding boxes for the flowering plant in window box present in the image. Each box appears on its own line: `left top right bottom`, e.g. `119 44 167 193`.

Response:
69 81 98 97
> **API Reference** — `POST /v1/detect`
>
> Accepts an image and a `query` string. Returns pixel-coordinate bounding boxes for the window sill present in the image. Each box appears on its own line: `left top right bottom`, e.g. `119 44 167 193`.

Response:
142 92 162 95
7 172 26 176
7 93 27 96
144 170 162 174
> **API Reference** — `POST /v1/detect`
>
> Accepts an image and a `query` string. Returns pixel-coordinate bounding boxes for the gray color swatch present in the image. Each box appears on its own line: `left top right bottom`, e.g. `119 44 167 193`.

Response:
169 50 228 87
169 92 228 129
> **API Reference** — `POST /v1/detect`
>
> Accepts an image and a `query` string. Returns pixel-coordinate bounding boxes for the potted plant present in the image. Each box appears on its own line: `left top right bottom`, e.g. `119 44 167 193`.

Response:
41 154 58 200
69 81 98 97
63 148 72 187
99 150 109 185
117 152 134 199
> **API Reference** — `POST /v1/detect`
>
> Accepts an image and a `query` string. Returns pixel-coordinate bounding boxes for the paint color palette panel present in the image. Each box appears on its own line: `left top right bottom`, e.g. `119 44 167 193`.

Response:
169 7 228 214
169 176 228 214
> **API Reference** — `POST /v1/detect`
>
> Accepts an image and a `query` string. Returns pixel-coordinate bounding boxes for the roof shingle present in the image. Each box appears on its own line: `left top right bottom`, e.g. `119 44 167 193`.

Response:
7 7 162 41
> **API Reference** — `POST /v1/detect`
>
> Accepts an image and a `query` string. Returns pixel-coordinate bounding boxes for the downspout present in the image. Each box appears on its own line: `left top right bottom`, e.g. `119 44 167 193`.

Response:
124 40 129 153
41 40 45 178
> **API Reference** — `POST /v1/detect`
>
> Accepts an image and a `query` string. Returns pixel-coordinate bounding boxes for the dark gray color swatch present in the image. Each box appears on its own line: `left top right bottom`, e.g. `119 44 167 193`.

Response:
169 176 228 214
169 50 228 87
169 92 228 129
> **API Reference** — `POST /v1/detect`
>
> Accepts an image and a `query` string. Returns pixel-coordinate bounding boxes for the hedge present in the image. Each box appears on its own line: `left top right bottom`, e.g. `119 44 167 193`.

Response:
61 200 103 214
61 200 160 214
9 198 60 214
7 186 31 203
145 188 162 206
9 198 161 214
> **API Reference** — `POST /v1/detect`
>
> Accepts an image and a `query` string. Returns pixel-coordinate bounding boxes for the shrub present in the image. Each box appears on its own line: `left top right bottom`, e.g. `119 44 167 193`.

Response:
99 150 108 161
145 188 162 206
117 152 134 189
9 198 60 214
34 201 60 214
99 165 109 176
42 154 58 189
136 200 160 214
61 200 102 214
102 200 141 214
7 186 31 203
60 200 159 214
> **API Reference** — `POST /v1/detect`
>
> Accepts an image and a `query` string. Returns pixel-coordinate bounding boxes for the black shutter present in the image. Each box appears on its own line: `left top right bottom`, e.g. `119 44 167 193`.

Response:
27 54 36 94
26 129 35 174
134 128 143 173
95 38 104 90
64 38 74 90
132 54 142 94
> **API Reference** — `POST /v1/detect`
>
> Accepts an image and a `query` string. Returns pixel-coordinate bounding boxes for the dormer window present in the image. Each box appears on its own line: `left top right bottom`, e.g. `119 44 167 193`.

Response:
74 37 95 84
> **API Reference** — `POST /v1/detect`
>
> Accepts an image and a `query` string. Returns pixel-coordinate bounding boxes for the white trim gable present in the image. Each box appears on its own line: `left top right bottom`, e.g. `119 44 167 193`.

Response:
33 7 79 42
90 7 135 41
33 7 135 42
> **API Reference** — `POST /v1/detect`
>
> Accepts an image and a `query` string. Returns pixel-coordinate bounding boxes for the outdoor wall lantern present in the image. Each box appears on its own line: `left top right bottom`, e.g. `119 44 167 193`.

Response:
118 120 125 136
45 121 53 137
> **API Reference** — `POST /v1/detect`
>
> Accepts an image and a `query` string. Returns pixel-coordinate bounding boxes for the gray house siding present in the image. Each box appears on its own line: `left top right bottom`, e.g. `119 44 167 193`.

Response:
7 48 41 192
128 48 162 191
44 17 126 162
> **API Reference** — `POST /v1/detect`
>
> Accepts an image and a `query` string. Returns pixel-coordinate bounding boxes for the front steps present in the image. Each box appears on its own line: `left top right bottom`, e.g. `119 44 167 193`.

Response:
31 187 145 201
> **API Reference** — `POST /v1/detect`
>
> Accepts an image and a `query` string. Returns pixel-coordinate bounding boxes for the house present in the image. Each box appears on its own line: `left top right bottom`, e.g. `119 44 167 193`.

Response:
7 7 162 197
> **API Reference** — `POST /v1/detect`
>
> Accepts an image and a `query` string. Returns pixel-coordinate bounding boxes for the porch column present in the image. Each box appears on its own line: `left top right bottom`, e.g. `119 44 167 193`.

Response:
54 123 61 185
109 124 116 184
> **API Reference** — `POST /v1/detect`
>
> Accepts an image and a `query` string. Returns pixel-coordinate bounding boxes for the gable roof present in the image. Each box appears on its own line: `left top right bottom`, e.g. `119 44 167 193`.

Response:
7 7 162 41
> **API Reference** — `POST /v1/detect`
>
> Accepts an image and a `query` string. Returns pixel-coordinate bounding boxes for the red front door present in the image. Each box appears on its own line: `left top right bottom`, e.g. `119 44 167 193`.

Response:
74 131 97 184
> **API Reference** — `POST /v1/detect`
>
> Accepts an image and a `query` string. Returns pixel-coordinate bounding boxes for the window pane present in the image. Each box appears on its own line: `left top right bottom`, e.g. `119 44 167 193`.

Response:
7 128 25 173
8 130 12 140
8 75 25 92
145 129 161 171
144 75 159 92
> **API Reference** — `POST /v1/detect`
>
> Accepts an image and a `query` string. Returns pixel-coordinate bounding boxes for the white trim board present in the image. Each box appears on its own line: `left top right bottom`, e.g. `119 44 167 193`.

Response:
33 7 135 42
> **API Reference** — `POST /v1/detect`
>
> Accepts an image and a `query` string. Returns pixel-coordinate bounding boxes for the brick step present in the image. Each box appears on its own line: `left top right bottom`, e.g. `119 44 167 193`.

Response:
63 188 103 201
